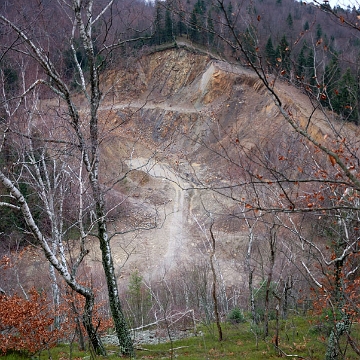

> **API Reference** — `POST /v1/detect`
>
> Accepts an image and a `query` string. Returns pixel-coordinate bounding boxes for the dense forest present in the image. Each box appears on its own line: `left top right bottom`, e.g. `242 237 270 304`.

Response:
0 0 359 359
2 0 360 123
150 0 360 122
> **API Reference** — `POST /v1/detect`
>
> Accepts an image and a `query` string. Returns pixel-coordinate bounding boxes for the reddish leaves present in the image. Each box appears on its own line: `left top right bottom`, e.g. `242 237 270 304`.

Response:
329 155 336 166
0 285 113 355
0 289 58 354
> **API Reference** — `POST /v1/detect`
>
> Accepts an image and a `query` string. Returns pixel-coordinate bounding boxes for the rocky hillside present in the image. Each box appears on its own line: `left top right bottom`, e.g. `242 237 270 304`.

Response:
76 43 335 287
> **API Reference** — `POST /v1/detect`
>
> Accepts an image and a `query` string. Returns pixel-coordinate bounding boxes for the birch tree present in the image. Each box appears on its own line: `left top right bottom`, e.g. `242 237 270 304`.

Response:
0 0 151 355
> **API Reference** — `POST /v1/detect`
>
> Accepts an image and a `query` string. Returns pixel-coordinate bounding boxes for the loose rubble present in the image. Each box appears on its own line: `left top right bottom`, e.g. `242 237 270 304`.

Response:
102 328 198 346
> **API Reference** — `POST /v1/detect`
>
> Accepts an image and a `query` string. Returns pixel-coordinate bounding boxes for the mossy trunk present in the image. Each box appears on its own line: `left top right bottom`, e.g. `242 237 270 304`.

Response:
98 220 134 356
325 317 349 360
83 293 107 356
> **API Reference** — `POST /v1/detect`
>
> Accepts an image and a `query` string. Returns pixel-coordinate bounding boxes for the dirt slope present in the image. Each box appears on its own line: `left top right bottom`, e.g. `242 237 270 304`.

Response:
89 45 333 286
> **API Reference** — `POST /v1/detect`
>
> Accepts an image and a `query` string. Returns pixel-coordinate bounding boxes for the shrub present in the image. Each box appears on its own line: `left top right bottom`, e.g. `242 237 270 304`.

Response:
227 308 246 324
0 289 59 354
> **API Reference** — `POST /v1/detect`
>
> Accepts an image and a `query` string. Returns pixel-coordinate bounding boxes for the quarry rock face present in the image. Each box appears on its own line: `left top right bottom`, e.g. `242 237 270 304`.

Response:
94 46 330 285
14 45 341 295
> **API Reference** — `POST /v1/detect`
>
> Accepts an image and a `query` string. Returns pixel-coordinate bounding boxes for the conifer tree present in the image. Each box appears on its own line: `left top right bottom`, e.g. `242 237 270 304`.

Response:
286 13 293 29
306 48 316 86
275 35 291 77
316 23 323 40
265 37 276 72
227 2 233 26
243 26 257 63
296 45 307 78
193 0 206 16
177 11 187 37
189 8 200 43
189 0 207 45
207 12 215 46
154 1 164 45
323 54 341 108
165 8 173 42
333 68 358 123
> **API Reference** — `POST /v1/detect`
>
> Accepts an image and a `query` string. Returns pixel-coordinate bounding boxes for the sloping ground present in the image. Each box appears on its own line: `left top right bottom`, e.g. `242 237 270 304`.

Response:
7 45 349 293
91 46 337 284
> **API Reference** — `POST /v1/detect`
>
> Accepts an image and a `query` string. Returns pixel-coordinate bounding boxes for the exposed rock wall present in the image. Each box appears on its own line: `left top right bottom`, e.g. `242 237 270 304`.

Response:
96 46 332 286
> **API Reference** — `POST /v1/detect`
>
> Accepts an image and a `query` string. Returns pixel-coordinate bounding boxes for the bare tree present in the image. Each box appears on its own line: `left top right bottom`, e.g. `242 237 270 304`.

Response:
0 0 152 355
209 222 223 342
151 0 360 355
206 0 360 356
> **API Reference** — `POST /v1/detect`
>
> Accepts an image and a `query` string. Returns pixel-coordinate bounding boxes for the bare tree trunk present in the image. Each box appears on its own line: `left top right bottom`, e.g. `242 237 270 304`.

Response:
346 332 360 357
49 264 61 330
71 301 86 351
83 292 106 356
0 3 135 354
282 276 293 319
264 225 277 339
273 292 281 355
98 225 134 356
244 216 257 324
326 256 348 360
0 169 106 355
209 223 223 342
249 269 256 323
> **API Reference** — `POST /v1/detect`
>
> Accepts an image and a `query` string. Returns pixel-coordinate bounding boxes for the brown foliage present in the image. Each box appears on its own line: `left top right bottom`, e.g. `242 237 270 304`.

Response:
0 284 114 355
0 252 113 355
0 289 60 354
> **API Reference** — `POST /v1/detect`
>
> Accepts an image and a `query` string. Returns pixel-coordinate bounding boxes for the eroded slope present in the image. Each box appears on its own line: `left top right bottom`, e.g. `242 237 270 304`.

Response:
95 46 335 284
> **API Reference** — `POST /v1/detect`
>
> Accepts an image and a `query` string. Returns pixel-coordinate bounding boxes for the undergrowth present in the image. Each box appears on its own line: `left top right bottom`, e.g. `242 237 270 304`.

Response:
1 315 359 359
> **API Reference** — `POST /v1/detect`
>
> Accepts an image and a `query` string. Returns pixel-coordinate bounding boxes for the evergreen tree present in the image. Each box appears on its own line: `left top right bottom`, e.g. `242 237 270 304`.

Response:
306 48 316 86
243 26 257 63
275 35 291 77
333 68 359 123
1 65 18 95
286 13 293 29
177 11 187 37
126 271 151 328
189 8 199 43
303 20 309 31
194 0 206 15
321 1 331 10
207 11 215 46
296 45 307 78
265 37 276 72
316 23 322 40
153 1 164 45
165 8 173 42
189 0 207 44
227 1 233 26
324 53 341 108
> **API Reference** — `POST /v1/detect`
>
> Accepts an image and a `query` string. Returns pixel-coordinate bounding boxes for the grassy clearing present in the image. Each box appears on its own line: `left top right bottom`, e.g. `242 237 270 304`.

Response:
134 317 328 360
1 316 359 359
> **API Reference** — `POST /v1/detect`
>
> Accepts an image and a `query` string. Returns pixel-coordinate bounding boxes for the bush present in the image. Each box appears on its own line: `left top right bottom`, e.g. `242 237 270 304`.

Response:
227 308 246 324
0 289 60 354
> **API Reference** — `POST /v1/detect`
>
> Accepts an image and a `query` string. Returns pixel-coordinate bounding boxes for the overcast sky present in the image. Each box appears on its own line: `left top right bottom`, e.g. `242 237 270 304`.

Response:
305 0 357 8
330 0 355 7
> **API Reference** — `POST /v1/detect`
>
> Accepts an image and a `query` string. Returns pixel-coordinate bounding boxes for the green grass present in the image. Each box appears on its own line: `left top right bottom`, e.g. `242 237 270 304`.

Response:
1 316 359 359
133 317 360 360
135 318 326 360
0 353 29 360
